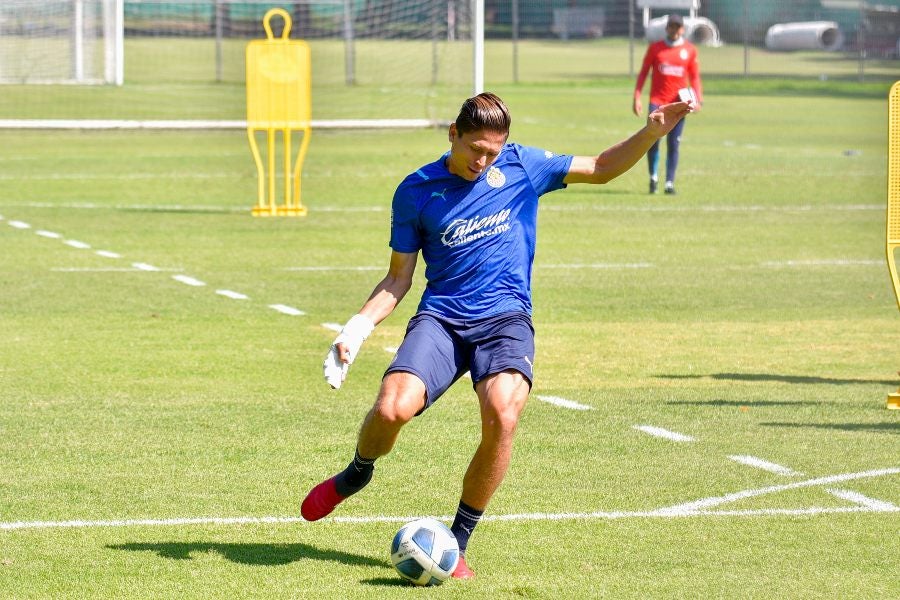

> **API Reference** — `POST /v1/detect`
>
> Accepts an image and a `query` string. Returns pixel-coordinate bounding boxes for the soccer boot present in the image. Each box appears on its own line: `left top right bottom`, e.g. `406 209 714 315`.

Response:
649 178 658 194
664 181 676 195
301 476 346 521
451 555 475 580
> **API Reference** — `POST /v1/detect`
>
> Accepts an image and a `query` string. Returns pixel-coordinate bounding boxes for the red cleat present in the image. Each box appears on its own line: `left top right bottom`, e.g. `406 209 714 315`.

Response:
301 476 346 521
451 555 475 580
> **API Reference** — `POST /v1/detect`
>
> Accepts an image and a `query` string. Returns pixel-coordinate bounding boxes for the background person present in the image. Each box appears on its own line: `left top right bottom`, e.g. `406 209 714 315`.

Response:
633 13 703 195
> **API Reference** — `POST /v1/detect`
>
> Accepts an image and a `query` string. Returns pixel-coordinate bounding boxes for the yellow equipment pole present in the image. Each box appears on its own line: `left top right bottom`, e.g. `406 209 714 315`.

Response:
887 81 900 408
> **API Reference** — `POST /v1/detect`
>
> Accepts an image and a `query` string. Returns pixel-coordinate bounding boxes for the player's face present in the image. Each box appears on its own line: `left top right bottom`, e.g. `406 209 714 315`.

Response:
446 124 507 181
666 23 684 42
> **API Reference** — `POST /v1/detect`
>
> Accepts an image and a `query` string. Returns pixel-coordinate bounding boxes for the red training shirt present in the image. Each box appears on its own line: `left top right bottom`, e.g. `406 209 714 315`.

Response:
635 40 703 106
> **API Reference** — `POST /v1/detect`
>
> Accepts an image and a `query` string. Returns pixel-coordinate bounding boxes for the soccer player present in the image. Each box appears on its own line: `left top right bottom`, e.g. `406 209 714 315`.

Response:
302 92 692 579
633 13 703 195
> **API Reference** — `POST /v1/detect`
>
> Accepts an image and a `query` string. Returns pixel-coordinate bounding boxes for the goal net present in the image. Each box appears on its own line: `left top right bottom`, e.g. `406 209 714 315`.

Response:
0 0 123 85
1 0 476 128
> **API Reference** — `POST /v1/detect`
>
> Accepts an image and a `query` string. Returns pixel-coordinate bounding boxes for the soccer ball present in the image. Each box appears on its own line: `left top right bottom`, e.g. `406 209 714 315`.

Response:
390 517 459 586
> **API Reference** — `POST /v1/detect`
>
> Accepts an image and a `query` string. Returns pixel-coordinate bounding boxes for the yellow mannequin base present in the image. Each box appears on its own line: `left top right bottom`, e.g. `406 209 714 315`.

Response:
888 391 900 410
252 205 308 217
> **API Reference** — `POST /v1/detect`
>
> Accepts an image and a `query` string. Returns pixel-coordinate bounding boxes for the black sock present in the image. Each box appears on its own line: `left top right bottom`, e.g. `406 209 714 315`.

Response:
334 449 375 497
450 500 483 555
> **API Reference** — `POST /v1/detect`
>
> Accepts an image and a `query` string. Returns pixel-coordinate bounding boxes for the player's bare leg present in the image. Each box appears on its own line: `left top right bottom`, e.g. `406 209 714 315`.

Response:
301 372 425 521
357 372 426 458
464 370 529 507
451 369 530 578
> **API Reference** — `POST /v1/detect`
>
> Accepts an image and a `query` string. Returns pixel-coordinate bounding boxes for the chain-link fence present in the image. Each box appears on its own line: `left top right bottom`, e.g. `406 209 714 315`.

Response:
484 0 899 83
1 1 897 123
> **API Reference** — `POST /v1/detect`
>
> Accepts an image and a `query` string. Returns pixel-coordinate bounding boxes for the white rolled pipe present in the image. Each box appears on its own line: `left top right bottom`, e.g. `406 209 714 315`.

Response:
644 15 721 47
765 21 844 52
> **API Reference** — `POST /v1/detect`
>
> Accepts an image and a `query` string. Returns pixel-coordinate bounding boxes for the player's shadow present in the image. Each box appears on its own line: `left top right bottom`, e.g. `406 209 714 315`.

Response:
108 542 390 569
657 372 898 386
761 421 900 435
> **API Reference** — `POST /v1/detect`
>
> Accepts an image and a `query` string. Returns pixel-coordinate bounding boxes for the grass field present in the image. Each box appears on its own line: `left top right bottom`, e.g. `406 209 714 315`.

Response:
1 79 898 599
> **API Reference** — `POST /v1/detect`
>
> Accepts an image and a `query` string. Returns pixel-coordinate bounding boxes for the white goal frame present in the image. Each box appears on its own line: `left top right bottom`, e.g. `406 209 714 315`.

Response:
3 0 483 131
0 0 123 86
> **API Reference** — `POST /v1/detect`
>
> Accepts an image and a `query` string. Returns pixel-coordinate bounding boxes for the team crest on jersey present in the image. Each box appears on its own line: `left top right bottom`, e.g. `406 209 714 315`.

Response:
680 48 688 60
544 151 554 159
486 166 506 188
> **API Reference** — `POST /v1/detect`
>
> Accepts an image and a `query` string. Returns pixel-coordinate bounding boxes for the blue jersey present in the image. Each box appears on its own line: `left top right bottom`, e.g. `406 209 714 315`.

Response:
390 143 573 320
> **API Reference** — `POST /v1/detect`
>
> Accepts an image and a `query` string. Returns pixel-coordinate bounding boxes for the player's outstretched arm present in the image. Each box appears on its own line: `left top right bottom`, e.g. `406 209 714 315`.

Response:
323 250 418 389
563 101 693 185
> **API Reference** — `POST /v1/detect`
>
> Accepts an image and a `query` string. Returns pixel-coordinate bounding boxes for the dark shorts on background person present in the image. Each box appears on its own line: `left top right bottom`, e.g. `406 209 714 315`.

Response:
384 311 535 412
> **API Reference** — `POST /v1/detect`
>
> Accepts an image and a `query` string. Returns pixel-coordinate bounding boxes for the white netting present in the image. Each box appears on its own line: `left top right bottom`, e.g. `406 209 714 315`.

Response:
0 0 119 84
1 0 474 125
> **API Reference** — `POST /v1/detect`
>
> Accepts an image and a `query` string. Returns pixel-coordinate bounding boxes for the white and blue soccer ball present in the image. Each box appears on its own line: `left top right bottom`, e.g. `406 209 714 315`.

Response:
390 517 459 586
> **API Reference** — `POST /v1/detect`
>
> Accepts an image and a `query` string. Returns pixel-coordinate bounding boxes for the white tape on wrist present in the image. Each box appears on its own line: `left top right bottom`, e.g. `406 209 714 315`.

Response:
323 314 375 389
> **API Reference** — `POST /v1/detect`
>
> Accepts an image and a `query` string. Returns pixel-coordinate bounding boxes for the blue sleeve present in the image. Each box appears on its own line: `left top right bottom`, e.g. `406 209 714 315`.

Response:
512 143 574 196
389 184 421 253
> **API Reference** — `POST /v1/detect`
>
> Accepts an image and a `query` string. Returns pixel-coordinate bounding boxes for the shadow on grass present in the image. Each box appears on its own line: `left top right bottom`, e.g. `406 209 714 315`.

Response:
701 74 895 99
564 75 895 99
657 372 898 386
360 577 414 587
761 422 900 434
107 542 391 568
666 399 825 407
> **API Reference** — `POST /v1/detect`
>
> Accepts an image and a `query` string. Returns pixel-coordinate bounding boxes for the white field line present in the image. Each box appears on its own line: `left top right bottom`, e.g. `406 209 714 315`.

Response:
825 488 899 511
284 266 382 272
131 263 160 272
633 425 695 442
0 507 889 532
761 259 883 267
384 346 399 354
0 118 439 130
0 172 236 181
10 217 307 318
311 206 386 212
286 260 882 273
51 267 178 273
0 476 900 531
534 395 593 411
287 264 654 272
321 322 343 333
216 289 249 300
654 467 900 514
728 455 801 476
538 204 882 213
10 201 246 213
172 275 206 287
537 262 653 270
7 201 882 214
269 304 306 316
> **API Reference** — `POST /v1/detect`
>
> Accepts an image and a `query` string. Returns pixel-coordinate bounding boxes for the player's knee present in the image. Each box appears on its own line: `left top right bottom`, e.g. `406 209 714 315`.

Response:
371 400 414 428
481 398 524 439
373 376 424 426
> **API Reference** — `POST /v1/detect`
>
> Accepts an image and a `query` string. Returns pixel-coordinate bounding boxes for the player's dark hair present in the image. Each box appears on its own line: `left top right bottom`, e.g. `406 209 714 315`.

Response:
454 92 511 136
